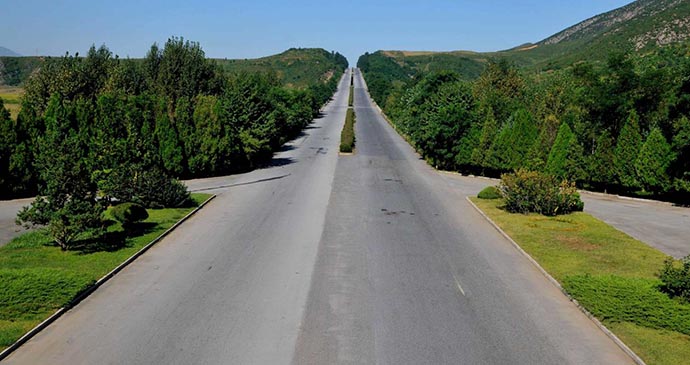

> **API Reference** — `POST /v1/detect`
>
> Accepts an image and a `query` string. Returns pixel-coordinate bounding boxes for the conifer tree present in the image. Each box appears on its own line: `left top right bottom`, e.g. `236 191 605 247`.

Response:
546 122 574 178
636 127 673 193
614 110 643 190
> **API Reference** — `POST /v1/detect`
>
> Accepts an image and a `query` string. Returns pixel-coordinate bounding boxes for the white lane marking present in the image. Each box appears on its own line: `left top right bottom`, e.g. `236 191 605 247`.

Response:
452 274 466 296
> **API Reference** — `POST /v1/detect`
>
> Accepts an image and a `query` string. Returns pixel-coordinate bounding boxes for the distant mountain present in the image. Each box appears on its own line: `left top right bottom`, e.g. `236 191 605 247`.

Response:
0 47 21 57
362 0 690 75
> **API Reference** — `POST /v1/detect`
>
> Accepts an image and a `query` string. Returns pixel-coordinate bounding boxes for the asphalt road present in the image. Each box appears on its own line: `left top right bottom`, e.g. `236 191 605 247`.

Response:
0 198 32 246
581 193 690 258
4 69 632 364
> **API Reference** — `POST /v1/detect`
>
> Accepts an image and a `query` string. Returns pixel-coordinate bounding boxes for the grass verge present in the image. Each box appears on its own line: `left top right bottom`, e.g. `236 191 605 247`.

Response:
470 197 690 365
0 193 211 350
340 107 356 153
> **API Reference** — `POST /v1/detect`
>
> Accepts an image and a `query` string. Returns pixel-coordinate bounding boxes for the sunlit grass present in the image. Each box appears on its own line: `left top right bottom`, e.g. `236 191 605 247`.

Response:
471 197 689 365
0 193 211 349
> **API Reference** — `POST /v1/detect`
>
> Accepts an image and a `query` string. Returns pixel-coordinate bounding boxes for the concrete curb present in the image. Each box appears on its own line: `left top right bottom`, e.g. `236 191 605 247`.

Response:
0 194 216 361
465 197 646 365
578 189 674 206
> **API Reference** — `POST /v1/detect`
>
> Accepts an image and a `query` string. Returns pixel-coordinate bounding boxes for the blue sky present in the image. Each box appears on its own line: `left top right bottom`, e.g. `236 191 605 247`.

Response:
2 0 632 65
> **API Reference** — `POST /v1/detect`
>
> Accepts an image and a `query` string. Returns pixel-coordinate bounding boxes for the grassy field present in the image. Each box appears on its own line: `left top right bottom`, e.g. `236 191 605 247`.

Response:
0 87 23 120
471 197 690 365
0 193 211 350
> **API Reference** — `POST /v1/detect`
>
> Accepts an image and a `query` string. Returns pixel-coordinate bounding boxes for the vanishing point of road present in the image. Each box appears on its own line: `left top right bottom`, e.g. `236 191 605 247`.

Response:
3 70 632 364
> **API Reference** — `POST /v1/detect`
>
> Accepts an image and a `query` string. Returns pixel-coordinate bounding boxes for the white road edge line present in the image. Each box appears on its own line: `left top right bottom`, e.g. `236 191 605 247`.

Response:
466 196 646 365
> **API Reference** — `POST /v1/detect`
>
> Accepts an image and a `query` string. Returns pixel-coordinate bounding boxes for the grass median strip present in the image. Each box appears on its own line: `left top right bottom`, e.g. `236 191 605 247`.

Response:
340 82 356 153
0 193 212 350
340 108 356 153
470 197 690 365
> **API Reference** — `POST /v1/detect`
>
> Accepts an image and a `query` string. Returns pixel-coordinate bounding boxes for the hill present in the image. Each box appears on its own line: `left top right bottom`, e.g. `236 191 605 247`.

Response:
359 0 690 77
0 57 43 86
217 48 348 88
0 47 20 57
0 48 347 88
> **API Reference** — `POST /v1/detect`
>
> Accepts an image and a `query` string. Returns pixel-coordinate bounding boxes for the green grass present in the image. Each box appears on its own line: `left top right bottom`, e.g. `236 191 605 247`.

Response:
0 87 23 120
471 197 689 365
339 108 356 153
0 193 211 350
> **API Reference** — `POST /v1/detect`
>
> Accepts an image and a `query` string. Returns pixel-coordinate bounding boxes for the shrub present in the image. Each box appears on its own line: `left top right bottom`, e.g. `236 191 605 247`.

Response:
132 168 193 209
563 274 690 335
659 256 690 302
340 108 356 153
500 169 584 216
110 203 149 226
477 186 502 199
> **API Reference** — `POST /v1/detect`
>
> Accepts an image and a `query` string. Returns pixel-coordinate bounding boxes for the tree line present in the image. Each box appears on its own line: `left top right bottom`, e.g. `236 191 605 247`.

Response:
0 38 345 249
0 38 347 200
358 45 690 203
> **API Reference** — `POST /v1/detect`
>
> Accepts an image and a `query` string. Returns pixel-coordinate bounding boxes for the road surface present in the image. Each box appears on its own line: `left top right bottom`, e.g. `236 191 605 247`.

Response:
4 69 632 364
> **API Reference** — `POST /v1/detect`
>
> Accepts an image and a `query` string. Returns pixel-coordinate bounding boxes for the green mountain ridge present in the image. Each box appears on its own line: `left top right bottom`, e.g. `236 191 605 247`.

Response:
0 47 347 88
361 0 690 77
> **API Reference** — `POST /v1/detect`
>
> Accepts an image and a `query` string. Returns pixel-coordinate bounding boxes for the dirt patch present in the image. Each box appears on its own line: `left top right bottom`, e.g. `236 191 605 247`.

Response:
556 234 599 251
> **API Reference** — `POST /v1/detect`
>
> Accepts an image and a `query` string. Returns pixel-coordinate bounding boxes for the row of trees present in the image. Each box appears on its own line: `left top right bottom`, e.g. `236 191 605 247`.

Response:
359 45 690 203
0 38 346 200
0 38 346 248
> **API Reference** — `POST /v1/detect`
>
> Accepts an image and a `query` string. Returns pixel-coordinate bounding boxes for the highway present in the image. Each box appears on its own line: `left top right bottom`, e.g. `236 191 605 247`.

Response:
4 69 632 364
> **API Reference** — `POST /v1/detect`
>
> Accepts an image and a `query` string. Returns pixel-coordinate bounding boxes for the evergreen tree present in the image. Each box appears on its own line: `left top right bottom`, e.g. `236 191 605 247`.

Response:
527 114 559 171
0 99 18 198
671 117 690 196
470 105 498 168
588 131 616 188
636 127 673 193
17 95 104 250
614 110 643 190
546 122 574 178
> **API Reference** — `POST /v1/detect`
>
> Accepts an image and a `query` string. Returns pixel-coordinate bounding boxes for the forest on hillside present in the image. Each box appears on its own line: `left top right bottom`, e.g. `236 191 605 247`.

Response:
358 45 690 203
0 38 347 200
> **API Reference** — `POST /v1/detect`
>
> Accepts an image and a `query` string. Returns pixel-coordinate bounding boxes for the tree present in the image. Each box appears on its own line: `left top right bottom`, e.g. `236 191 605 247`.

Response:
636 127 673 193
0 99 17 198
588 131 616 189
17 95 104 250
526 114 560 171
547 122 574 178
614 110 643 190
470 105 498 168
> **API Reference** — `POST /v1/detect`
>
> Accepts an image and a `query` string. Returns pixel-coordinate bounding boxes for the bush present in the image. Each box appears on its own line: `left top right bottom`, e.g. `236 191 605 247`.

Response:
477 185 502 199
500 169 584 216
659 256 690 302
132 169 193 209
110 203 149 226
340 108 356 153
563 274 690 335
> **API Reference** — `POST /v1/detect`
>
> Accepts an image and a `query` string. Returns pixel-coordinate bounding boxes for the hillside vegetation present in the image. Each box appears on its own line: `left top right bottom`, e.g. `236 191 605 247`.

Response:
359 0 690 204
218 48 348 89
360 0 690 85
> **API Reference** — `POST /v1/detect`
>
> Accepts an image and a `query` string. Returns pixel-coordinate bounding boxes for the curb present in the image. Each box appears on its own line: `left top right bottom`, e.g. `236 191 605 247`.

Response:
578 190 674 206
0 194 216 361
465 197 646 365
